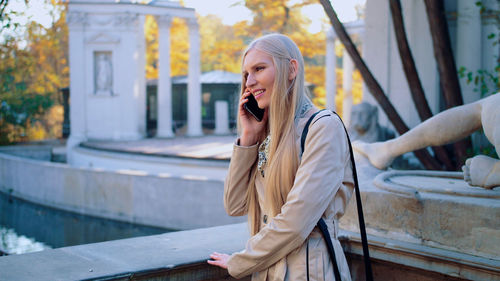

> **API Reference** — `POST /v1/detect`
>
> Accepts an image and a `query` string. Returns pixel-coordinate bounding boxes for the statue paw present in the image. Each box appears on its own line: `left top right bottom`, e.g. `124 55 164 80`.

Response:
462 155 500 189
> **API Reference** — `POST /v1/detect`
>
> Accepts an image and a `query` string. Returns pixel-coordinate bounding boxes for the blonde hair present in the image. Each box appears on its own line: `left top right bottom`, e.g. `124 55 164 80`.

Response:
239 34 308 235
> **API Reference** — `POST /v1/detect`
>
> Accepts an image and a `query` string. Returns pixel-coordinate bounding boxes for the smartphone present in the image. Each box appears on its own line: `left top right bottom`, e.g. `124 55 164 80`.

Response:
244 94 265 122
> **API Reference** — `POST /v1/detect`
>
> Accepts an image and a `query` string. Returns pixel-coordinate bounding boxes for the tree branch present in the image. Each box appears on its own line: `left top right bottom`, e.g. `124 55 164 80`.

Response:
424 0 472 167
319 0 443 170
389 0 454 170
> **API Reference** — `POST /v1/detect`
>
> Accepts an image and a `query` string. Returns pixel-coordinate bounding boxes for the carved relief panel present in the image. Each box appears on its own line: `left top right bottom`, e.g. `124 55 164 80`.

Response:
94 51 113 96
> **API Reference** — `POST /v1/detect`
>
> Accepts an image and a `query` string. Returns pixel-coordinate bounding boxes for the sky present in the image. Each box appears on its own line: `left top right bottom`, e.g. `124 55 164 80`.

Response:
4 0 366 35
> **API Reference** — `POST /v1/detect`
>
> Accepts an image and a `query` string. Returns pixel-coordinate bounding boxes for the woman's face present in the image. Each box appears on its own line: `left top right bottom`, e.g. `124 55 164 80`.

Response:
243 49 276 109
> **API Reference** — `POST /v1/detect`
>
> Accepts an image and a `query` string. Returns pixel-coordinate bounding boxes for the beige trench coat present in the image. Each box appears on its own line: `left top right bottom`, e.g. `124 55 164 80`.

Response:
224 108 354 281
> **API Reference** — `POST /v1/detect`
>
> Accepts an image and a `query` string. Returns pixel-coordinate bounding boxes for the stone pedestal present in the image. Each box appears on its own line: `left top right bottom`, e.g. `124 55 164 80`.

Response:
340 169 500 261
214 101 229 135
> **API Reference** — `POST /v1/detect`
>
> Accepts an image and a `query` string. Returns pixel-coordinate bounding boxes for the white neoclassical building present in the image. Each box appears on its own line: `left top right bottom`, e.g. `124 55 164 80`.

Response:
66 0 203 164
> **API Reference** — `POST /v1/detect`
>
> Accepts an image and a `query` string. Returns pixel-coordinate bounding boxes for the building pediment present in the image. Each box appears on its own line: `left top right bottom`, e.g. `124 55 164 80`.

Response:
86 33 121 44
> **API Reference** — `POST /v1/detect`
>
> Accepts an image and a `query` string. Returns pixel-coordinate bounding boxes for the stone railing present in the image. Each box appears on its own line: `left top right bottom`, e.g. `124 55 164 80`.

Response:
0 223 249 281
1 223 498 280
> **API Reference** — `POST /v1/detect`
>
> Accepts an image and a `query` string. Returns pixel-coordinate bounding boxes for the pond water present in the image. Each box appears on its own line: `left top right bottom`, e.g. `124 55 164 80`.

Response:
0 192 171 255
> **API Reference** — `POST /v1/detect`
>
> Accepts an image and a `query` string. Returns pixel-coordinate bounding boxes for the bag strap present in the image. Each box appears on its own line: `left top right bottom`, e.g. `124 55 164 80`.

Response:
301 109 373 281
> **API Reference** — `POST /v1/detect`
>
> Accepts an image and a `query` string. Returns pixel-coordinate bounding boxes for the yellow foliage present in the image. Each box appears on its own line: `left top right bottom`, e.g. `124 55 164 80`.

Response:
45 105 64 138
335 88 344 118
0 1 68 143
335 40 343 57
352 69 363 104
170 18 189 76
145 15 159 79
144 15 190 78
26 121 47 141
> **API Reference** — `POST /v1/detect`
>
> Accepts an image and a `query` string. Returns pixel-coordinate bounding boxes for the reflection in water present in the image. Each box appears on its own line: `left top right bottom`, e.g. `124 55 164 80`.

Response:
0 192 171 255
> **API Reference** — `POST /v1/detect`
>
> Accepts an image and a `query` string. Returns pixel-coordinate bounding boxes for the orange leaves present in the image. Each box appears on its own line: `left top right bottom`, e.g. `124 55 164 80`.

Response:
0 1 68 143
144 15 189 78
170 18 189 76
145 16 159 79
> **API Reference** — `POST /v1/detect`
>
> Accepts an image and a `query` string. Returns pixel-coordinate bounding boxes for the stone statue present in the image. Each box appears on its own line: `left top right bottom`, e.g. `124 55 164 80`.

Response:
353 94 500 189
95 53 112 95
348 102 395 143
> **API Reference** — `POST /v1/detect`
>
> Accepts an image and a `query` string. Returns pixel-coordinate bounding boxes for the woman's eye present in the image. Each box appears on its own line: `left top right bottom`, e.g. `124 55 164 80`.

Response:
256 66 264 71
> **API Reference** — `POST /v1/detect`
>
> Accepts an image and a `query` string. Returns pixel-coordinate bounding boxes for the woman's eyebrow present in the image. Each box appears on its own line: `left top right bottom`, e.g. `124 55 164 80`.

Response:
245 62 268 71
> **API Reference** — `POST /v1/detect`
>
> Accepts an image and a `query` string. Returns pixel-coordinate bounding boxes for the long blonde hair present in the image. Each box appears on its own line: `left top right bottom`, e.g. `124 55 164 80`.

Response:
239 34 308 235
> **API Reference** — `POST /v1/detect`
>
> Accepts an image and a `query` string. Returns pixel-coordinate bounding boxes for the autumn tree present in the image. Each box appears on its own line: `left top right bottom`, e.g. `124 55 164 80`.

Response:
143 0 342 113
198 15 245 73
235 0 330 106
0 1 67 144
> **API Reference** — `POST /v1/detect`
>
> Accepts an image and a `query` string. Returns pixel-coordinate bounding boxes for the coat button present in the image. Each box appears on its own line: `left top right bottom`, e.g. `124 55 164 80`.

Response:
263 215 268 224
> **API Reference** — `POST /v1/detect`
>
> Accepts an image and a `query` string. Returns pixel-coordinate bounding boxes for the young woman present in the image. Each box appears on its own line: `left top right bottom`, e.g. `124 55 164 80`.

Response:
208 34 354 281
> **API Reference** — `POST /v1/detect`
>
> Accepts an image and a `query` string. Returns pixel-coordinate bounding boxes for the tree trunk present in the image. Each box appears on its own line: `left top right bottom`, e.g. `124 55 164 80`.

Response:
424 0 472 167
389 0 454 170
319 0 442 170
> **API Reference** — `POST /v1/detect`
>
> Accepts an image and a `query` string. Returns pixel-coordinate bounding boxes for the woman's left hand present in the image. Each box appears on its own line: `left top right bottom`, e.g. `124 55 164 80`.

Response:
207 252 230 269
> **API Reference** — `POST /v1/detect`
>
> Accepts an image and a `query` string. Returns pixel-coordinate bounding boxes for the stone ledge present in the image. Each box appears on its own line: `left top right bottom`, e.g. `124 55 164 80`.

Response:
340 230 500 280
1 224 498 281
0 223 250 281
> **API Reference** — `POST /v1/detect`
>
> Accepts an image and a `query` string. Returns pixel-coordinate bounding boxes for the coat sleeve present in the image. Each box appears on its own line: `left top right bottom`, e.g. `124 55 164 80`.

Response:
227 114 350 279
224 140 259 217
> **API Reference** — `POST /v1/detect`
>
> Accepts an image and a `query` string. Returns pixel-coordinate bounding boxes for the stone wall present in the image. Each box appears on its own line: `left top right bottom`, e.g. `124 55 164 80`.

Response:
0 224 497 280
0 150 244 230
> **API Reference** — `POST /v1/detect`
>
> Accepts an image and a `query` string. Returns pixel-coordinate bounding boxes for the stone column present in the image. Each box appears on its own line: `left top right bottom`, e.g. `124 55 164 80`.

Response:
66 11 88 164
457 0 481 104
481 0 500 97
186 18 203 136
325 28 337 111
342 50 354 127
456 0 483 149
136 14 147 138
156 15 174 138
214 101 229 135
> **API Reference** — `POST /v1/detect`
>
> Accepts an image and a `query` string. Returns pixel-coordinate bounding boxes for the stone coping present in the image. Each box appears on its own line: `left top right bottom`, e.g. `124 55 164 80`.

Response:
80 135 236 162
341 230 500 280
374 170 500 198
0 223 249 281
1 223 498 281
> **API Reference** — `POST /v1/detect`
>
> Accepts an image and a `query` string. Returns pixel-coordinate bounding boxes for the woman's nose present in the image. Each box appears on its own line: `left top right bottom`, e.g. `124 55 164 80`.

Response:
246 74 256 88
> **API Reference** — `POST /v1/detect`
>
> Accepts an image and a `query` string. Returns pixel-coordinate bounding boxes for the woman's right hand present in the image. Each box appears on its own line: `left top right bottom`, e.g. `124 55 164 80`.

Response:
239 90 268 146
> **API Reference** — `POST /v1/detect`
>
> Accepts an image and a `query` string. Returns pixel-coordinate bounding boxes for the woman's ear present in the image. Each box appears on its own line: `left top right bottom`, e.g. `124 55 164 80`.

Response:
288 59 298 81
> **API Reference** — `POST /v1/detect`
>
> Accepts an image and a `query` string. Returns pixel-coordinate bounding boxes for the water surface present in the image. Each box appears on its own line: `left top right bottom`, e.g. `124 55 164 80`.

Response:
0 192 171 255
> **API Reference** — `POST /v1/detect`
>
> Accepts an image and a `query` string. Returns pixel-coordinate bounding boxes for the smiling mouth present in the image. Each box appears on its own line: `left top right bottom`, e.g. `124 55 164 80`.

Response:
253 89 265 99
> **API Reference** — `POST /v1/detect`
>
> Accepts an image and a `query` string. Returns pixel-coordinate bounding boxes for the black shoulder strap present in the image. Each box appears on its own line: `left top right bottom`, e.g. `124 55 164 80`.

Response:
301 110 373 281
300 109 325 154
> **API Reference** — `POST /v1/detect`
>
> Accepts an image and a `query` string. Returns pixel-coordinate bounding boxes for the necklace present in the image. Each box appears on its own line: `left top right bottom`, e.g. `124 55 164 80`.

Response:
258 135 270 177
